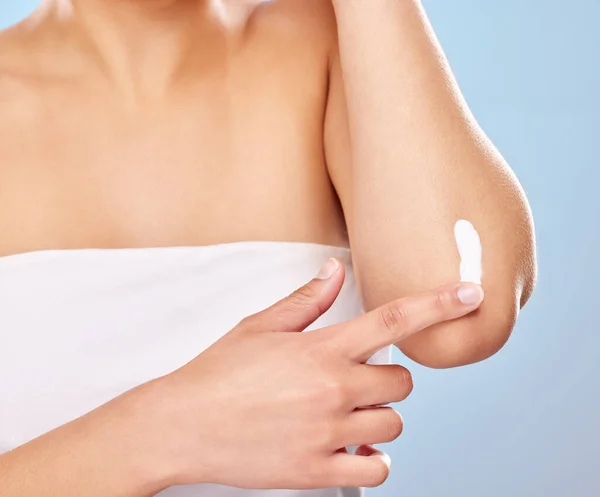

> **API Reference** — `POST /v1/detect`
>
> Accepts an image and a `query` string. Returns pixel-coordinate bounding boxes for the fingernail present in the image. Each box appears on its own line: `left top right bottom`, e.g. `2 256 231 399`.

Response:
457 284 484 305
316 258 339 279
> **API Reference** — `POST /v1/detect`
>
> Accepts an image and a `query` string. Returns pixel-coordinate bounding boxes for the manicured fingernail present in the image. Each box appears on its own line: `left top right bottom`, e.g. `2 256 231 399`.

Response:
457 284 484 305
316 258 339 279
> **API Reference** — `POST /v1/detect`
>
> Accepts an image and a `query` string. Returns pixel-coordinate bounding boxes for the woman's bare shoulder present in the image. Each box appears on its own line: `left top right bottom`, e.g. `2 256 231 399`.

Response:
0 24 27 78
0 22 79 128
0 26 42 122
251 0 336 24
247 0 337 48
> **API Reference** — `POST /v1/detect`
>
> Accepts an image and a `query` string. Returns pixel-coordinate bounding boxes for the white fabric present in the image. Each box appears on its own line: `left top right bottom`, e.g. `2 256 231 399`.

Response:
0 241 392 496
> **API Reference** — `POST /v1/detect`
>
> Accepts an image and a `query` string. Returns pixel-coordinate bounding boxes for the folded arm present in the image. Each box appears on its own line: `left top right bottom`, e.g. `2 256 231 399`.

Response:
324 0 537 368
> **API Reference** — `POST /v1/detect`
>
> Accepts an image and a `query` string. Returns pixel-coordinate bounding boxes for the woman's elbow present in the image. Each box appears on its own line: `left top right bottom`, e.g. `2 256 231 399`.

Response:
397 288 527 369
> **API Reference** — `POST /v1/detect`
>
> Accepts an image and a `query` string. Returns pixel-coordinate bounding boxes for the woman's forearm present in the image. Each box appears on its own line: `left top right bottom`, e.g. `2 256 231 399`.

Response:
0 380 173 497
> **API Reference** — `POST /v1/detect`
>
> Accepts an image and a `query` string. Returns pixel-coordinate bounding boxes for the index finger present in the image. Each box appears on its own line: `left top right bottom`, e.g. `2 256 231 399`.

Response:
320 282 484 363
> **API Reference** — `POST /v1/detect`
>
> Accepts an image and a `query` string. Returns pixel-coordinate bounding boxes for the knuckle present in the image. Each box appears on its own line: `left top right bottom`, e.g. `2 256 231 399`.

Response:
379 302 409 333
285 286 322 319
306 333 334 359
290 284 319 304
433 290 453 313
236 314 256 330
321 378 350 410
320 420 342 448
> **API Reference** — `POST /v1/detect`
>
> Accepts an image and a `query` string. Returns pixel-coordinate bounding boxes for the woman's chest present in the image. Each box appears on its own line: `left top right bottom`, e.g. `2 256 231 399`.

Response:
0 43 344 255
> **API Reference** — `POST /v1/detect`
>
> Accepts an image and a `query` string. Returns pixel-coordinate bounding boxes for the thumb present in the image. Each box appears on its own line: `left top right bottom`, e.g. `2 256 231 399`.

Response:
250 257 346 333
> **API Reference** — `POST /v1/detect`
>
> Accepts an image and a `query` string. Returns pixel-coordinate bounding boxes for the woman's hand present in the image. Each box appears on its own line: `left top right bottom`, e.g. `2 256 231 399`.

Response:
0 258 483 496
153 258 485 490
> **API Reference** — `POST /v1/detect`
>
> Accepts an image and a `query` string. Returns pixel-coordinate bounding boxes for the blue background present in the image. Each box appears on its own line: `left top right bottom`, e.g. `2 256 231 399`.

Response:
1 1 598 496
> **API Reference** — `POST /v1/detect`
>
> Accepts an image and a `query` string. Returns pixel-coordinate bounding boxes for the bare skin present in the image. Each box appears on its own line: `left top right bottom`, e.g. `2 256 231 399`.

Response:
0 0 535 494
0 0 537 371
0 0 346 256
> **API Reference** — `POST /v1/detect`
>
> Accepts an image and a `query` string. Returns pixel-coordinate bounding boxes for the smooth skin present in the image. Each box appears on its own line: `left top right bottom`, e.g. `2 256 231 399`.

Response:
0 1 536 367
0 260 484 495
0 0 536 493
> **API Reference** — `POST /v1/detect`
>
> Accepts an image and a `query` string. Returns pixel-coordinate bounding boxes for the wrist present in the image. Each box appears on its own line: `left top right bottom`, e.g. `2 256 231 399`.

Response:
132 373 215 487
93 378 181 494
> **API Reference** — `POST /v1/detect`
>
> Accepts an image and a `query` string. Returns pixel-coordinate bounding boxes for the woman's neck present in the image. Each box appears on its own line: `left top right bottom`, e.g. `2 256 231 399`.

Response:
33 0 228 101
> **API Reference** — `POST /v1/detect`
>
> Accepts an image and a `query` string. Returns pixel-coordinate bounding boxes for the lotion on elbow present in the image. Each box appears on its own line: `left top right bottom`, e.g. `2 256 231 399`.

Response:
454 220 482 284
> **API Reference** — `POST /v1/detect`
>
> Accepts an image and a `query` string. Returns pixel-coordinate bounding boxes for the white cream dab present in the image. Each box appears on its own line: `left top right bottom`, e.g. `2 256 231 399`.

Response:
454 220 482 284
